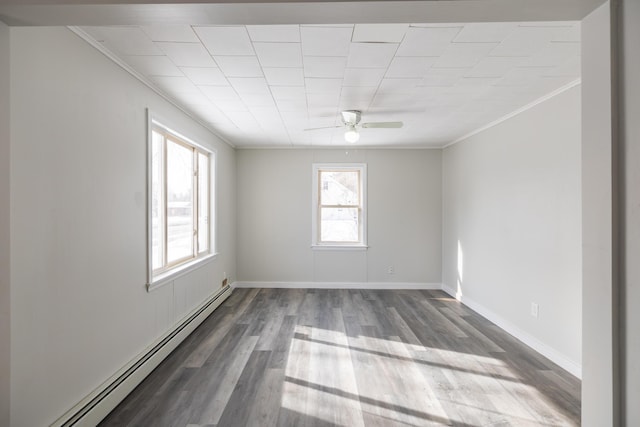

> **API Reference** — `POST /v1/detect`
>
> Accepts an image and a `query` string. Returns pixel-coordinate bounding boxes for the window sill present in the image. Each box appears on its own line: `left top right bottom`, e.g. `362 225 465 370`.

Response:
311 245 369 251
147 253 218 292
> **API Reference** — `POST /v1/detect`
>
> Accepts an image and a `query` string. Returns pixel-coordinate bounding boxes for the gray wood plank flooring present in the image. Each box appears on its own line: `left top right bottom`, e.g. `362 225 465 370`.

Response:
99 289 580 426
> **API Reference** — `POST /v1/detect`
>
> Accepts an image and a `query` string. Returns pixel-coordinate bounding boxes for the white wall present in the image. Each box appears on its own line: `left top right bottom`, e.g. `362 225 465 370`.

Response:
0 19 11 427
9 27 236 426
619 0 640 423
580 3 616 425
237 149 442 285
442 85 582 374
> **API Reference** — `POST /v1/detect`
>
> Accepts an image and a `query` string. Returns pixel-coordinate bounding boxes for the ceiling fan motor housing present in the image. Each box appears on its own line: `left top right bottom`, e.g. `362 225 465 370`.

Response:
341 110 362 126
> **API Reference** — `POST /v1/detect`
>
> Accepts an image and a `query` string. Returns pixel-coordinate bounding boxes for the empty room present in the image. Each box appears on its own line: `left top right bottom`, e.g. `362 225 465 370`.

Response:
1 0 638 426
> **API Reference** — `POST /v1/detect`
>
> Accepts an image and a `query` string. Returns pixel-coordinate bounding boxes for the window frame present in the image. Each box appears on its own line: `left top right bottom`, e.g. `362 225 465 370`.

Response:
147 112 216 291
311 163 368 250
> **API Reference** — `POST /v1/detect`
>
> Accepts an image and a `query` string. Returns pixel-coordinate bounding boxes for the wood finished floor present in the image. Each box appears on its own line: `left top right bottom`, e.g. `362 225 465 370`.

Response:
100 289 580 427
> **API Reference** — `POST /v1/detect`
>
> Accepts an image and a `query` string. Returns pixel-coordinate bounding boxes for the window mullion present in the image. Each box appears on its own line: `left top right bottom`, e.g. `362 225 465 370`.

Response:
193 148 198 256
162 135 168 269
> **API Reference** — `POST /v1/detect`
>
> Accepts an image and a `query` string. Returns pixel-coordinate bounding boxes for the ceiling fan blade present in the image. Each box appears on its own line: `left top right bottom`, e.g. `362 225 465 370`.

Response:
361 121 403 129
304 125 341 131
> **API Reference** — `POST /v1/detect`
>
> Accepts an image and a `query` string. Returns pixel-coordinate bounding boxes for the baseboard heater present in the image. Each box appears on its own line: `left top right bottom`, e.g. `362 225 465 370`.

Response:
52 285 233 427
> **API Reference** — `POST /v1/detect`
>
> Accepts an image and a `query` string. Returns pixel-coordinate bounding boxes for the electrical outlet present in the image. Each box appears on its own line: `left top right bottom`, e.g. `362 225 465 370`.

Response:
531 302 539 318
387 266 395 275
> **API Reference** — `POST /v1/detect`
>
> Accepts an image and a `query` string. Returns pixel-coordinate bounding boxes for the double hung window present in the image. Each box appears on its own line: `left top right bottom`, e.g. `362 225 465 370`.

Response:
149 120 212 285
312 164 367 248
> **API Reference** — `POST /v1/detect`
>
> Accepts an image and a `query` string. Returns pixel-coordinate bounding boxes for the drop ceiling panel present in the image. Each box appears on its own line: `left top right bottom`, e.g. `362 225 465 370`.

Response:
305 78 343 95
433 43 498 68
346 43 398 68
214 56 263 77
157 42 217 67
141 25 199 42
300 26 353 56
352 24 409 43
122 55 182 77
465 56 526 78
342 68 386 87
254 42 303 68
181 67 228 85
194 26 254 56
263 67 305 86
303 56 347 78
247 25 301 42
453 23 517 43
85 27 162 56
80 21 581 148
386 57 438 78
396 26 462 57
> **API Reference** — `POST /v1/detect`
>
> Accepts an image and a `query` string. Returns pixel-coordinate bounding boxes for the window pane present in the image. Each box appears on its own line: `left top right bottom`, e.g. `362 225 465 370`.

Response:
320 207 359 242
151 131 163 270
320 170 359 205
167 140 194 263
198 152 209 253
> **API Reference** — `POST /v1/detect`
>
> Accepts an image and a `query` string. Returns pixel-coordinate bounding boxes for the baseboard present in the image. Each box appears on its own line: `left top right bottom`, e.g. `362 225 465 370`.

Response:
441 284 582 379
51 285 233 427
232 281 442 290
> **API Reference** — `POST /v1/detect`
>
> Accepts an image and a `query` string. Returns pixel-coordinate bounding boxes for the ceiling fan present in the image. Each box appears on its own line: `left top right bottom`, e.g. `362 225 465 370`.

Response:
304 110 403 143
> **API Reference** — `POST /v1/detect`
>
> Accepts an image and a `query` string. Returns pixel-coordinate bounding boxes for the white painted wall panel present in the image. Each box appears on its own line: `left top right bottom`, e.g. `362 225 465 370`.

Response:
442 85 582 372
0 19 11 427
619 0 640 423
9 27 236 426
237 149 442 284
580 3 615 425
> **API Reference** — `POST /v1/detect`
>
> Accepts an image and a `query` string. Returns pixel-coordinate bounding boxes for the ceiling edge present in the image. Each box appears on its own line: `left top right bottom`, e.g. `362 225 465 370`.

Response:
67 25 237 150
442 77 582 149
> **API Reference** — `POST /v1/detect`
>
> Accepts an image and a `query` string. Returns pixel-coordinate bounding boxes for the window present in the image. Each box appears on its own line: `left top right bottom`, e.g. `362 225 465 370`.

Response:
148 119 214 286
312 164 367 248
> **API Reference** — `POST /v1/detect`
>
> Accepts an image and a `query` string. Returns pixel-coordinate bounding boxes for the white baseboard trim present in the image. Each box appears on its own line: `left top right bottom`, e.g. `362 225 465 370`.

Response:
51 285 233 427
232 281 442 290
441 284 582 379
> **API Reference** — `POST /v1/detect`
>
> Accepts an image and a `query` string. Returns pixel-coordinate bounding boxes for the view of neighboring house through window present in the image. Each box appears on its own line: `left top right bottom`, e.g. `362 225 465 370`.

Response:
150 120 212 282
312 164 367 247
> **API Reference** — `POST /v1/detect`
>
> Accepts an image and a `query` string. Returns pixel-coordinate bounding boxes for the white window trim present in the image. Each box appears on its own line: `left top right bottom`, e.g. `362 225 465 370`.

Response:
146 110 217 291
311 163 368 250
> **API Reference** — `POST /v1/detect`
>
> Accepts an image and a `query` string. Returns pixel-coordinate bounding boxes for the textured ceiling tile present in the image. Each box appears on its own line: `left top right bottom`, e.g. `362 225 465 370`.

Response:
377 78 422 94
123 55 183 77
352 24 409 43
347 43 398 68
271 85 307 101
90 27 162 56
301 26 352 56
396 26 462 56
385 57 437 78
156 42 217 67
490 25 565 57
254 42 303 68
194 26 254 56
199 85 239 100
519 41 580 67
305 78 342 95
433 43 498 68
422 68 469 87
303 56 347 78
263 67 305 86
228 77 270 96
453 23 518 43
181 67 228 85
214 56 263 77
247 25 300 42
343 68 386 87
465 56 526 78
141 25 199 42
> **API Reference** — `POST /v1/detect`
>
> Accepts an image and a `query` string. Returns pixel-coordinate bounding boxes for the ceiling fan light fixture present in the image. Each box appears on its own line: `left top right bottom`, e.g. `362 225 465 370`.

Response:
344 126 360 143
